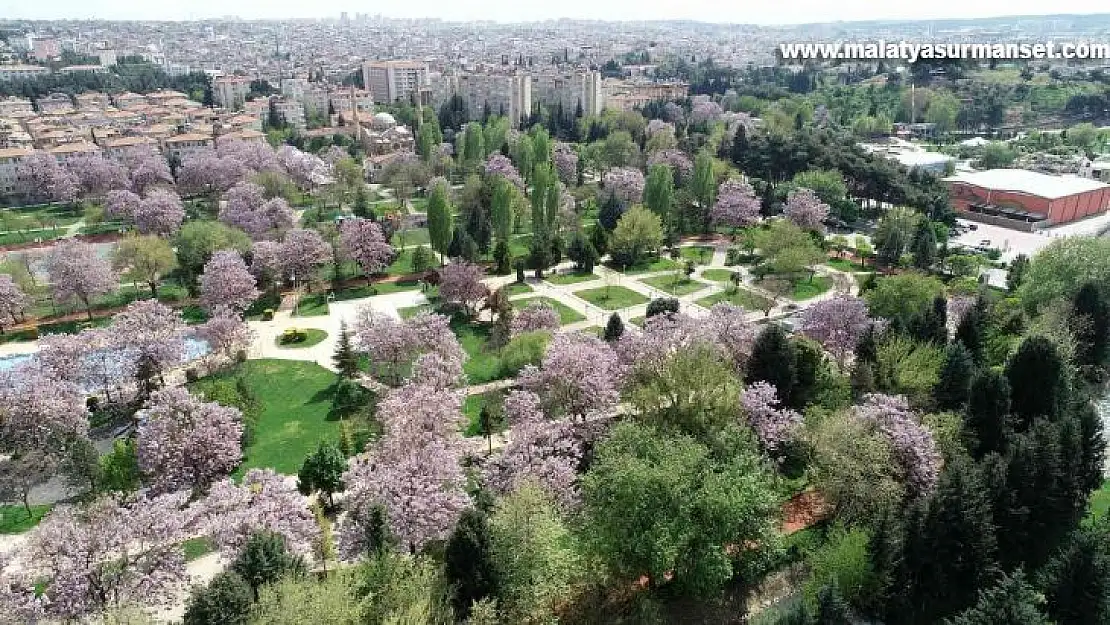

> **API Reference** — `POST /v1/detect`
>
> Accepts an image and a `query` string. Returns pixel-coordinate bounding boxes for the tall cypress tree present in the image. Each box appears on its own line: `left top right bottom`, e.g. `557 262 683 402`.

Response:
332 320 359 379
955 297 986 363
1006 336 1065 429
1071 282 1109 372
910 218 937 270
748 324 797 407
946 570 1052 625
964 369 1011 458
1037 519 1110 625
444 508 499 619
427 181 454 264
935 342 974 411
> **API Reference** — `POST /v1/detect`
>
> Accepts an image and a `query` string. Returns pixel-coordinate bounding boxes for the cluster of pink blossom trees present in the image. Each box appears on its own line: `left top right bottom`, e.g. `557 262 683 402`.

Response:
783 187 831 232
647 149 694 185
15 152 78 203
200 250 260 314
0 274 30 332
510 301 561 336
219 181 297 240
484 153 525 191
741 381 803 453
799 294 873 365
339 218 395 277
854 393 943 496
353 309 467 387
438 262 488 317
553 142 579 185
105 187 186 235
602 167 645 205
45 240 117 319
710 178 761 230
520 333 625 420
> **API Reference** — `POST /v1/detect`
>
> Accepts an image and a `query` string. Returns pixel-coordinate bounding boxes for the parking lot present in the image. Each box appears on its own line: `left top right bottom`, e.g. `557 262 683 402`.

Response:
950 212 1110 262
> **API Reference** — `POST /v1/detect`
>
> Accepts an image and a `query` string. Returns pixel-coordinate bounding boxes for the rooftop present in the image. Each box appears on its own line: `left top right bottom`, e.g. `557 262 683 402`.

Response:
944 169 1110 200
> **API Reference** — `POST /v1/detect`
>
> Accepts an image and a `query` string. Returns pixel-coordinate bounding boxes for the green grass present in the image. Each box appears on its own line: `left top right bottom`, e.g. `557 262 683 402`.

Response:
182 536 216 562
451 318 506 384
0 229 66 246
1088 479 1110 522
545 271 598 286
629 316 645 327
408 197 429 213
826 257 871 273
463 390 509 437
386 249 416 276
609 256 680 275
501 282 533 296
390 227 430 248
574 286 649 311
398 303 434 319
579 326 605 338
276 328 328 348
640 274 710 297
331 280 428 302
679 245 715 265
701 268 739 283
508 233 533 259
511 296 585 324
0 504 52 534
790 275 833 301
295 294 329 317
190 360 340 475
697 287 774 312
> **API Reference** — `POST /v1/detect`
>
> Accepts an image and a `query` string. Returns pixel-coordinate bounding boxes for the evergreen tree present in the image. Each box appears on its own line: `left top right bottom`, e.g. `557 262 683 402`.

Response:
183 571 253 625
646 297 679 318
352 185 371 218
604 312 625 342
1005 336 1065 429
1007 254 1029 293
910 295 948 344
465 199 492 255
955 297 986 363
528 230 552 277
690 151 716 232
444 508 499 619
730 125 749 166
855 325 879 364
598 193 624 231
911 219 937 270
490 177 513 244
566 230 599 273
964 369 1011 458
1037 519 1110 625
427 182 454 264
790 338 823 410
748 325 797 407
231 531 306 601
332 320 359 379
644 163 675 228
945 570 1051 625
935 342 974 411
1071 281 1109 372
589 223 608 257
296 441 347 508
493 240 511 275
814 584 853 625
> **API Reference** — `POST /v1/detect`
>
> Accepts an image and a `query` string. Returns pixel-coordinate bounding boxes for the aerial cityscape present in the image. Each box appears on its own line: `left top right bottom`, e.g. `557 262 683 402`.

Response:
0 6 1109 624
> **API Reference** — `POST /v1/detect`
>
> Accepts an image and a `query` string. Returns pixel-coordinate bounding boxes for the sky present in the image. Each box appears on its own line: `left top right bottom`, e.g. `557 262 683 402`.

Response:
2 0 1108 24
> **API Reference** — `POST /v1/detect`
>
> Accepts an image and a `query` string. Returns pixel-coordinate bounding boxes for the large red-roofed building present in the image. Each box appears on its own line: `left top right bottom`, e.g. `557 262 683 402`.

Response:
944 168 1110 230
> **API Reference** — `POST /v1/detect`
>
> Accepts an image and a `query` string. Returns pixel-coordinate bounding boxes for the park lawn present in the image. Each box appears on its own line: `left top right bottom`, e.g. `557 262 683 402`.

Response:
408 197 429 213
463 389 509 437
336 280 427 299
826 257 871 273
181 536 216 562
701 268 738 283
0 229 66 246
610 256 680 275
190 359 340 475
508 233 533 259
0 504 52 534
386 249 416 275
579 326 605 338
391 227 430 248
679 245 715 265
501 282 533 296
697 287 774 313
545 271 598 286
629 316 645 327
790 275 833 301
398 303 434 319
276 328 328 348
574 286 649 311
451 318 506 384
640 274 711 297
512 296 585 324
1088 479 1110 522
295 294 329 317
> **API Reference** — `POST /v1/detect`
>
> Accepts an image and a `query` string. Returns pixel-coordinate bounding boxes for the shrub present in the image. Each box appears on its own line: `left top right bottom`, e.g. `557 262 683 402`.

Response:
646 297 679 318
280 328 308 344
185 368 200 383
501 330 552 376
262 308 275 321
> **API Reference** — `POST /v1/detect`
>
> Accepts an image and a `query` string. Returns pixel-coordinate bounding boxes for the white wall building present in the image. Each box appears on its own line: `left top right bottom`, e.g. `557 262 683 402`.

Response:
362 60 429 105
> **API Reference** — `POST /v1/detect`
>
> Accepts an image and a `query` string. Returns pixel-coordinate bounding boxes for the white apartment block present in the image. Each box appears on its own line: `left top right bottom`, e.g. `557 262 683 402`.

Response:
446 73 531 127
164 133 214 162
0 97 33 117
213 77 252 111
531 69 603 117
271 98 306 130
0 65 51 82
48 142 101 164
362 61 429 105
0 147 31 196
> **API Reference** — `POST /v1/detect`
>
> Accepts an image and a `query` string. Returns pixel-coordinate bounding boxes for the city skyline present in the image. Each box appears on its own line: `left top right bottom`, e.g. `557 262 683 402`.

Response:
5 0 1109 25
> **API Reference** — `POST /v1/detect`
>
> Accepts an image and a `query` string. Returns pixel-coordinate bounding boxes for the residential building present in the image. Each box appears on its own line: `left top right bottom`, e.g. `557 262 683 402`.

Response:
100 135 159 160
362 60 429 105
97 49 118 67
30 37 60 61
443 72 531 126
48 141 101 164
0 65 51 82
0 97 33 117
602 78 687 111
163 133 214 161
0 147 31 196
213 76 252 110
270 97 306 130
945 168 1110 229
531 69 603 116
36 93 75 114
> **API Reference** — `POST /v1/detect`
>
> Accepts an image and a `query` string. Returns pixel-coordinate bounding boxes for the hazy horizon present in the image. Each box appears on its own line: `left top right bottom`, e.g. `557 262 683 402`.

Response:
3 0 1109 26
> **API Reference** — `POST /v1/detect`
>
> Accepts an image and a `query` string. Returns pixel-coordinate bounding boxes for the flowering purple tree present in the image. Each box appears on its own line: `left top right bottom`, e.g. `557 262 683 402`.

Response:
711 178 761 231
741 381 802 453
0 274 30 332
706 303 758 372
134 188 186 236
220 181 296 240
16 152 78 203
691 100 724 125
136 387 243 493
663 102 686 126
486 390 584 508
0 369 88 453
520 333 624 420
484 153 525 191
200 250 260 314
553 142 579 185
438 262 488 318
947 296 975 331
339 218 394 277
855 394 942 496
511 301 561 336
602 167 645 205
320 145 350 165
177 150 248 197
278 228 331 286
203 468 318 556
276 145 326 190
647 149 694 186
799 295 873 366
109 299 186 383
249 239 283 290
121 145 173 194
104 189 141 221
618 306 755 375
341 383 468 554
409 351 466 389
645 119 676 138
35 329 133 402
195 307 253 365
217 137 280 173
353 309 466 387
65 152 129 198
783 187 830 233
12 492 200 621
46 239 117 319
